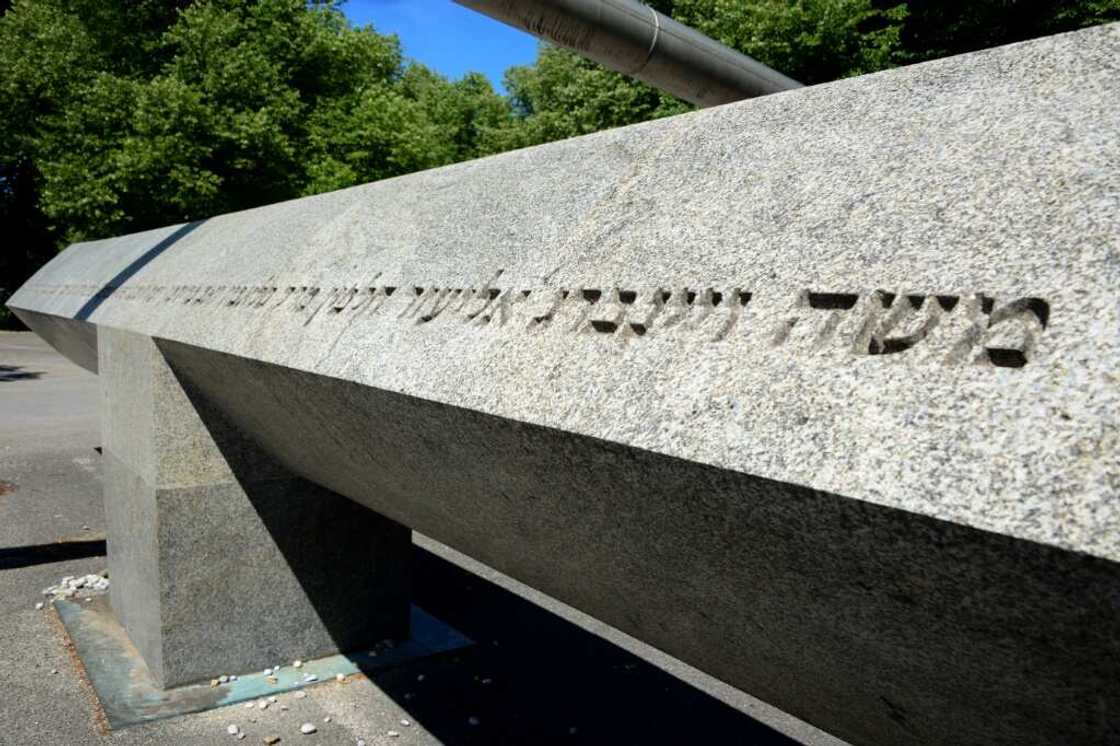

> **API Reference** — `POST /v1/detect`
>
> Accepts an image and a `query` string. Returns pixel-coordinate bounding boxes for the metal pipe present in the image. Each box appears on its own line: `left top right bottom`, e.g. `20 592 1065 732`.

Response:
453 0 802 107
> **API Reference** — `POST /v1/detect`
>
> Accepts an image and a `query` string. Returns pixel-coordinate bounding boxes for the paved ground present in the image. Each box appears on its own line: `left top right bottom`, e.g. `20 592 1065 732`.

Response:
0 331 846 745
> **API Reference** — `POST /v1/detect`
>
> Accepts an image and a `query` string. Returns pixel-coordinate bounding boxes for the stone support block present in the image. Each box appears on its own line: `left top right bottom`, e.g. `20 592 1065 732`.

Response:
99 328 411 688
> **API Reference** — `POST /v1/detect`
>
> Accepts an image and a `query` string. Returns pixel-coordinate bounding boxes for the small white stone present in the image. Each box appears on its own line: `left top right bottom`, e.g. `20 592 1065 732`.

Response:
357 740 367 746
220 675 230 683
387 731 400 739
294 691 307 699
293 660 302 668
268 696 278 703
323 717 331 723
468 716 480 727
236 734 245 741
226 724 240 735
230 674 238 681
245 703 254 709
50 669 58 675
400 719 411 727
416 674 425 682
34 602 44 610
568 726 579 735
335 673 345 683
257 699 269 710
262 668 272 676
299 722 316 734
303 673 318 682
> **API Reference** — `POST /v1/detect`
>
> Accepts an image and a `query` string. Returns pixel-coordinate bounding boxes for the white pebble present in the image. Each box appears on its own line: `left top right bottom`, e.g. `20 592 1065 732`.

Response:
35 602 44 610
262 668 272 676
293 660 303 668
294 691 307 699
387 731 400 739
417 674 425 682
50 669 58 675
244 703 254 709
299 722 317 734
335 673 345 682
226 724 239 735
230 674 238 681
268 696 278 703
400 719 411 727
303 673 318 682
220 675 230 683
323 717 331 723
468 716 480 726
357 740 367 746
236 734 245 741
257 699 269 710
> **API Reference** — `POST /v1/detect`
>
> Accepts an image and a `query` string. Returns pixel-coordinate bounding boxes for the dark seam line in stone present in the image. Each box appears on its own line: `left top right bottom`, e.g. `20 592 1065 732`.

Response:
75 220 205 322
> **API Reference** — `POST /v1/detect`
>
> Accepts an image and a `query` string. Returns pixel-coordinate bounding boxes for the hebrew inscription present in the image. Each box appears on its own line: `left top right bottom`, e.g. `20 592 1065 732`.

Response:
26 281 1050 367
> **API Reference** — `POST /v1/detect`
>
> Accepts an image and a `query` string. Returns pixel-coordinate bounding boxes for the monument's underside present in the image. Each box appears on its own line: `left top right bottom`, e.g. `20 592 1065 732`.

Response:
10 24 1120 746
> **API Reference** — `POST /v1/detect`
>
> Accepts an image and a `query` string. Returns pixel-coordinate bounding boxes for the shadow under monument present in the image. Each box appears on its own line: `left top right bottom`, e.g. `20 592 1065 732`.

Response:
176 371 804 745
163 341 1120 746
0 539 107 570
0 364 43 382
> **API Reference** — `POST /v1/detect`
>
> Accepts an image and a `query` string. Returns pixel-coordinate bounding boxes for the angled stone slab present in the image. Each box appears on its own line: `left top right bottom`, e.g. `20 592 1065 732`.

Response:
9 24 1120 746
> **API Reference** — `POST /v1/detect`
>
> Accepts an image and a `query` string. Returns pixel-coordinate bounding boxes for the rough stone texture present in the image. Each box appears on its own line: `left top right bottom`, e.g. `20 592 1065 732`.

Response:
9 25 1120 745
99 328 411 688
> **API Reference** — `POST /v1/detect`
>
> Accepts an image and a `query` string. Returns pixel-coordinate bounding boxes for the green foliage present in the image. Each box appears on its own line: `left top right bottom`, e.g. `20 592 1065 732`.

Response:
895 1 1120 64
1 0 1118 328
486 45 689 152
672 0 907 84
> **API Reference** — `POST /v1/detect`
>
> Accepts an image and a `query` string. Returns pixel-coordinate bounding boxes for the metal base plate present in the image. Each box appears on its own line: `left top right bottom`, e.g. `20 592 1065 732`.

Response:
55 594 472 729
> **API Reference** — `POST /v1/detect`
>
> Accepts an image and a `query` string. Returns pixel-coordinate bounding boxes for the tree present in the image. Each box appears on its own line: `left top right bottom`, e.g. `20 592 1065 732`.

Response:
892 1 1120 64
3 0 1118 328
488 0 1118 152
486 0 907 153
0 0 510 326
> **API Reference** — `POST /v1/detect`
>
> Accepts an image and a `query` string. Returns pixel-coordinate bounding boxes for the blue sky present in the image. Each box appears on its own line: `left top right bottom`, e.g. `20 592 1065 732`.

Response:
342 1 541 92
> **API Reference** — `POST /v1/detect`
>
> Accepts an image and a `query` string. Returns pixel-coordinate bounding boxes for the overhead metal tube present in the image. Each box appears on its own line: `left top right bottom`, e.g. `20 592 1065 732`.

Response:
453 0 802 107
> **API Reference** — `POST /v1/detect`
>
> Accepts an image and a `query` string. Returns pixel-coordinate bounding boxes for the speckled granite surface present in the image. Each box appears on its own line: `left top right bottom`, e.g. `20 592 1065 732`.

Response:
9 24 1120 746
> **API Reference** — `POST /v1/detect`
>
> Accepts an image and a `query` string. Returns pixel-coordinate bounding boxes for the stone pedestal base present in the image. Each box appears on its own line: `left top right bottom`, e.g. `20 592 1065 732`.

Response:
99 328 411 688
